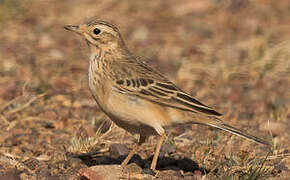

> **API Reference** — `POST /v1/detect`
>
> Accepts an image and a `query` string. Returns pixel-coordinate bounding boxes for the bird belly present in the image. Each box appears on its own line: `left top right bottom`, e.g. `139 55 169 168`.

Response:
103 91 170 136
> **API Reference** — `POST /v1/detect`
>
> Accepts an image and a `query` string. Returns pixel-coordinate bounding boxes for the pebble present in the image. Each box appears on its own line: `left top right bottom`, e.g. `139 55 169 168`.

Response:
123 163 142 174
109 143 129 159
79 165 122 180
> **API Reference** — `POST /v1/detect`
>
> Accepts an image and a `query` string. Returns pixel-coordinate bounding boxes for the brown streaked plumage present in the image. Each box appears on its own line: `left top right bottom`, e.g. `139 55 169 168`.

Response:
64 20 269 171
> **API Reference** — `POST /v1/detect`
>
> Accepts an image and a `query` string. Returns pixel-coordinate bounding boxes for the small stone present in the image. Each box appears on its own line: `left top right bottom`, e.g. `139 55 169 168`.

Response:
68 157 83 168
156 169 183 178
80 165 122 180
123 163 142 174
109 143 129 159
79 167 103 180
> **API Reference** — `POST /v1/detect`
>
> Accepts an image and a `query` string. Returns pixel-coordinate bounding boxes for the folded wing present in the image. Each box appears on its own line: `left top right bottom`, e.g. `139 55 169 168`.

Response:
113 60 222 116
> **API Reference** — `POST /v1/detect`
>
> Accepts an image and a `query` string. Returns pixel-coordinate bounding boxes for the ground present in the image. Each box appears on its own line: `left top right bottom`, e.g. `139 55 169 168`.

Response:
0 0 289 179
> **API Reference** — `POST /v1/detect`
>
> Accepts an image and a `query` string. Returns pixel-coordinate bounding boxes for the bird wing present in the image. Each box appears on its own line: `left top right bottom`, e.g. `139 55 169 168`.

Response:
112 59 222 116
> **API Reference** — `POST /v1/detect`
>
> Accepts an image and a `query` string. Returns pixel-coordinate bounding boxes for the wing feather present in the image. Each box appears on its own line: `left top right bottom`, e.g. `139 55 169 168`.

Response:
111 58 221 116
114 77 221 116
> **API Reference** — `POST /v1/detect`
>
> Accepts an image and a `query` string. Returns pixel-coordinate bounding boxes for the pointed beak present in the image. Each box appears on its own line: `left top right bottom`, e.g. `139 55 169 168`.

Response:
64 25 80 33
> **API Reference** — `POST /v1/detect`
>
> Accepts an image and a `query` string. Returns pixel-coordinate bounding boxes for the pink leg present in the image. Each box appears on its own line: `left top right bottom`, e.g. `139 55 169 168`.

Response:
121 136 146 167
150 134 165 171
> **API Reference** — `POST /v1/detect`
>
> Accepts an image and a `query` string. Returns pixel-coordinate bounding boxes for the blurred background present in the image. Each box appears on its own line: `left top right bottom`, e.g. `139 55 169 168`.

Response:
0 0 289 179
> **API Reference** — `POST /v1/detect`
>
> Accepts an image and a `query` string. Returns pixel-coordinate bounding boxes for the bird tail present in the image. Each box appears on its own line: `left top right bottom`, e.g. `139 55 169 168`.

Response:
203 117 270 146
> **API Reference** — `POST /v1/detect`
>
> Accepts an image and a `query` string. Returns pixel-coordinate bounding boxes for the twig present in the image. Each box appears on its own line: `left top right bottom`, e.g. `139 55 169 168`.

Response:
4 93 46 115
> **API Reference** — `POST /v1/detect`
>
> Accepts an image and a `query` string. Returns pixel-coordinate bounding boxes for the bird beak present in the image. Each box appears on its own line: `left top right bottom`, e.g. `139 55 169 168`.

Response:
64 25 80 33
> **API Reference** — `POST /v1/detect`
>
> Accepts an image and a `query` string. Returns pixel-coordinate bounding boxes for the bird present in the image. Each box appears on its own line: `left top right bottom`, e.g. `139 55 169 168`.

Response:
64 20 269 171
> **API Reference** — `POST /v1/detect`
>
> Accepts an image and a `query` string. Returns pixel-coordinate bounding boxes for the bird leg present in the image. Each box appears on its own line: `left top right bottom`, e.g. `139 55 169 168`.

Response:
121 135 146 167
150 134 165 171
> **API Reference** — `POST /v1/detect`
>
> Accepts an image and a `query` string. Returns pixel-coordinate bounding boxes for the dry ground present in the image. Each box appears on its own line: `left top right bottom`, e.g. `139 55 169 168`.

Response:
0 0 289 179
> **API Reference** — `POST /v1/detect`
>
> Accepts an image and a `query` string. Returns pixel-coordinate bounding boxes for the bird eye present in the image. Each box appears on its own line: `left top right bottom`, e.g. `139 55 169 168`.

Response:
93 28 101 35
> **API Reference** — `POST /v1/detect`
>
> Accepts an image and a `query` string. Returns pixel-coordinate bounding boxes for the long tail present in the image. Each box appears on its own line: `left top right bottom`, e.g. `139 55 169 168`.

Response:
202 117 270 146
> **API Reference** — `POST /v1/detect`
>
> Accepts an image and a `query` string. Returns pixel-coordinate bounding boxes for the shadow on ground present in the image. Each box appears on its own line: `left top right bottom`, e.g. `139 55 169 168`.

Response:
74 153 209 174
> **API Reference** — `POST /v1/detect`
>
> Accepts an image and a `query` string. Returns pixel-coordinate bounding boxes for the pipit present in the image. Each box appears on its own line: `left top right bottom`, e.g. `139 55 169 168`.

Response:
64 20 269 171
